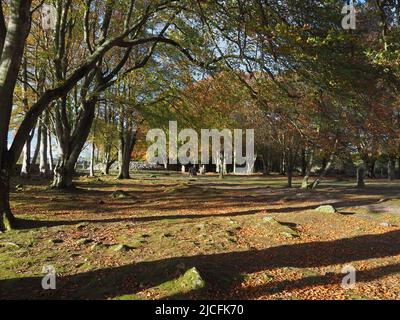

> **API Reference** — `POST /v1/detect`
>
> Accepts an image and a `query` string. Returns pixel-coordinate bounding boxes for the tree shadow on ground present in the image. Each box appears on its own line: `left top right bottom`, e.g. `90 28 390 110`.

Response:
2 230 400 300
223 263 400 300
14 209 267 229
13 192 398 229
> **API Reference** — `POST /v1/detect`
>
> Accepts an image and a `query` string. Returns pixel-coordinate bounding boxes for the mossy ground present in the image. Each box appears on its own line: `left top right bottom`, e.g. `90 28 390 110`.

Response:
1 172 400 300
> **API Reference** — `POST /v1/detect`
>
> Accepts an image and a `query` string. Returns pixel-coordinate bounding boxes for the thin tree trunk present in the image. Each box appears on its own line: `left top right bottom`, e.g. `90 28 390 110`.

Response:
301 149 307 177
388 158 396 181
287 166 293 188
301 148 315 189
39 121 49 177
31 125 41 167
369 159 376 179
260 155 267 175
397 158 400 179
103 158 116 175
311 155 334 189
48 130 54 172
20 56 31 178
20 132 33 177
89 142 95 177
219 153 224 179
311 139 338 189
280 155 286 175
118 130 136 179
102 146 116 175
356 161 366 188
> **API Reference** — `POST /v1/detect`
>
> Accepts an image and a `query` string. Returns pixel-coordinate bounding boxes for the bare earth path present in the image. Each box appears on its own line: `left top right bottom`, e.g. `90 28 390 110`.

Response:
1 172 400 300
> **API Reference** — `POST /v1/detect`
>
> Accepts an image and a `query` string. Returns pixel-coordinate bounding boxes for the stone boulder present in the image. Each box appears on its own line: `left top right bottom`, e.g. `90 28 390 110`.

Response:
315 205 337 213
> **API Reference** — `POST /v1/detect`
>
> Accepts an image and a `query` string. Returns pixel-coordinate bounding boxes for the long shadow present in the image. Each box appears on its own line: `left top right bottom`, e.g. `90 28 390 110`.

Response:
239 263 400 299
15 209 266 229
15 192 398 229
2 230 400 299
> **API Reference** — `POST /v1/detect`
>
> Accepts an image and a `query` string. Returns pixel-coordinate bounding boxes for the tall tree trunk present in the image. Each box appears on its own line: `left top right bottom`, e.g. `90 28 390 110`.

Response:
53 159 74 189
301 149 307 177
260 155 268 175
117 105 137 179
53 99 96 188
118 150 130 179
0 161 13 232
89 142 95 177
397 158 400 179
311 139 338 189
280 155 286 175
0 0 33 231
356 161 366 188
286 152 298 188
103 158 116 175
118 131 136 179
301 148 315 189
39 121 49 177
48 130 54 172
102 147 116 175
287 166 293 188
20 56 31 178
369 159 376 179
388 157 396 181
20 131 33 177
311 155 334 189
31 125 41 167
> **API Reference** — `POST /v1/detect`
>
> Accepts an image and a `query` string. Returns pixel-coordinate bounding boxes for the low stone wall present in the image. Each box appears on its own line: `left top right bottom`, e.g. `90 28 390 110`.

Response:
94 161 163 172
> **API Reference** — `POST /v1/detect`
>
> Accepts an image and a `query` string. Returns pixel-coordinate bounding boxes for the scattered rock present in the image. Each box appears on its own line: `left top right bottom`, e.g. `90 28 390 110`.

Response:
111 190 130 199
50 239 64 244
0 242 20 249
91 242 108 251
113 244 133 252
150 175 157 179
76 223 89 230
98 200 105 205
76 238 94 245
380 222 392 227
283 195 299 201
263 216 280 225
315 205 337 213
15 184 24 192
195 223 205 230
280 231 299 239
119 267 206 300
163 233 173 238
180 267 205 290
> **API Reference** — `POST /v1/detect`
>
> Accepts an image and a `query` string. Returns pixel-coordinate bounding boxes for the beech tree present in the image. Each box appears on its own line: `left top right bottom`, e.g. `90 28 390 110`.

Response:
0 0 221 231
